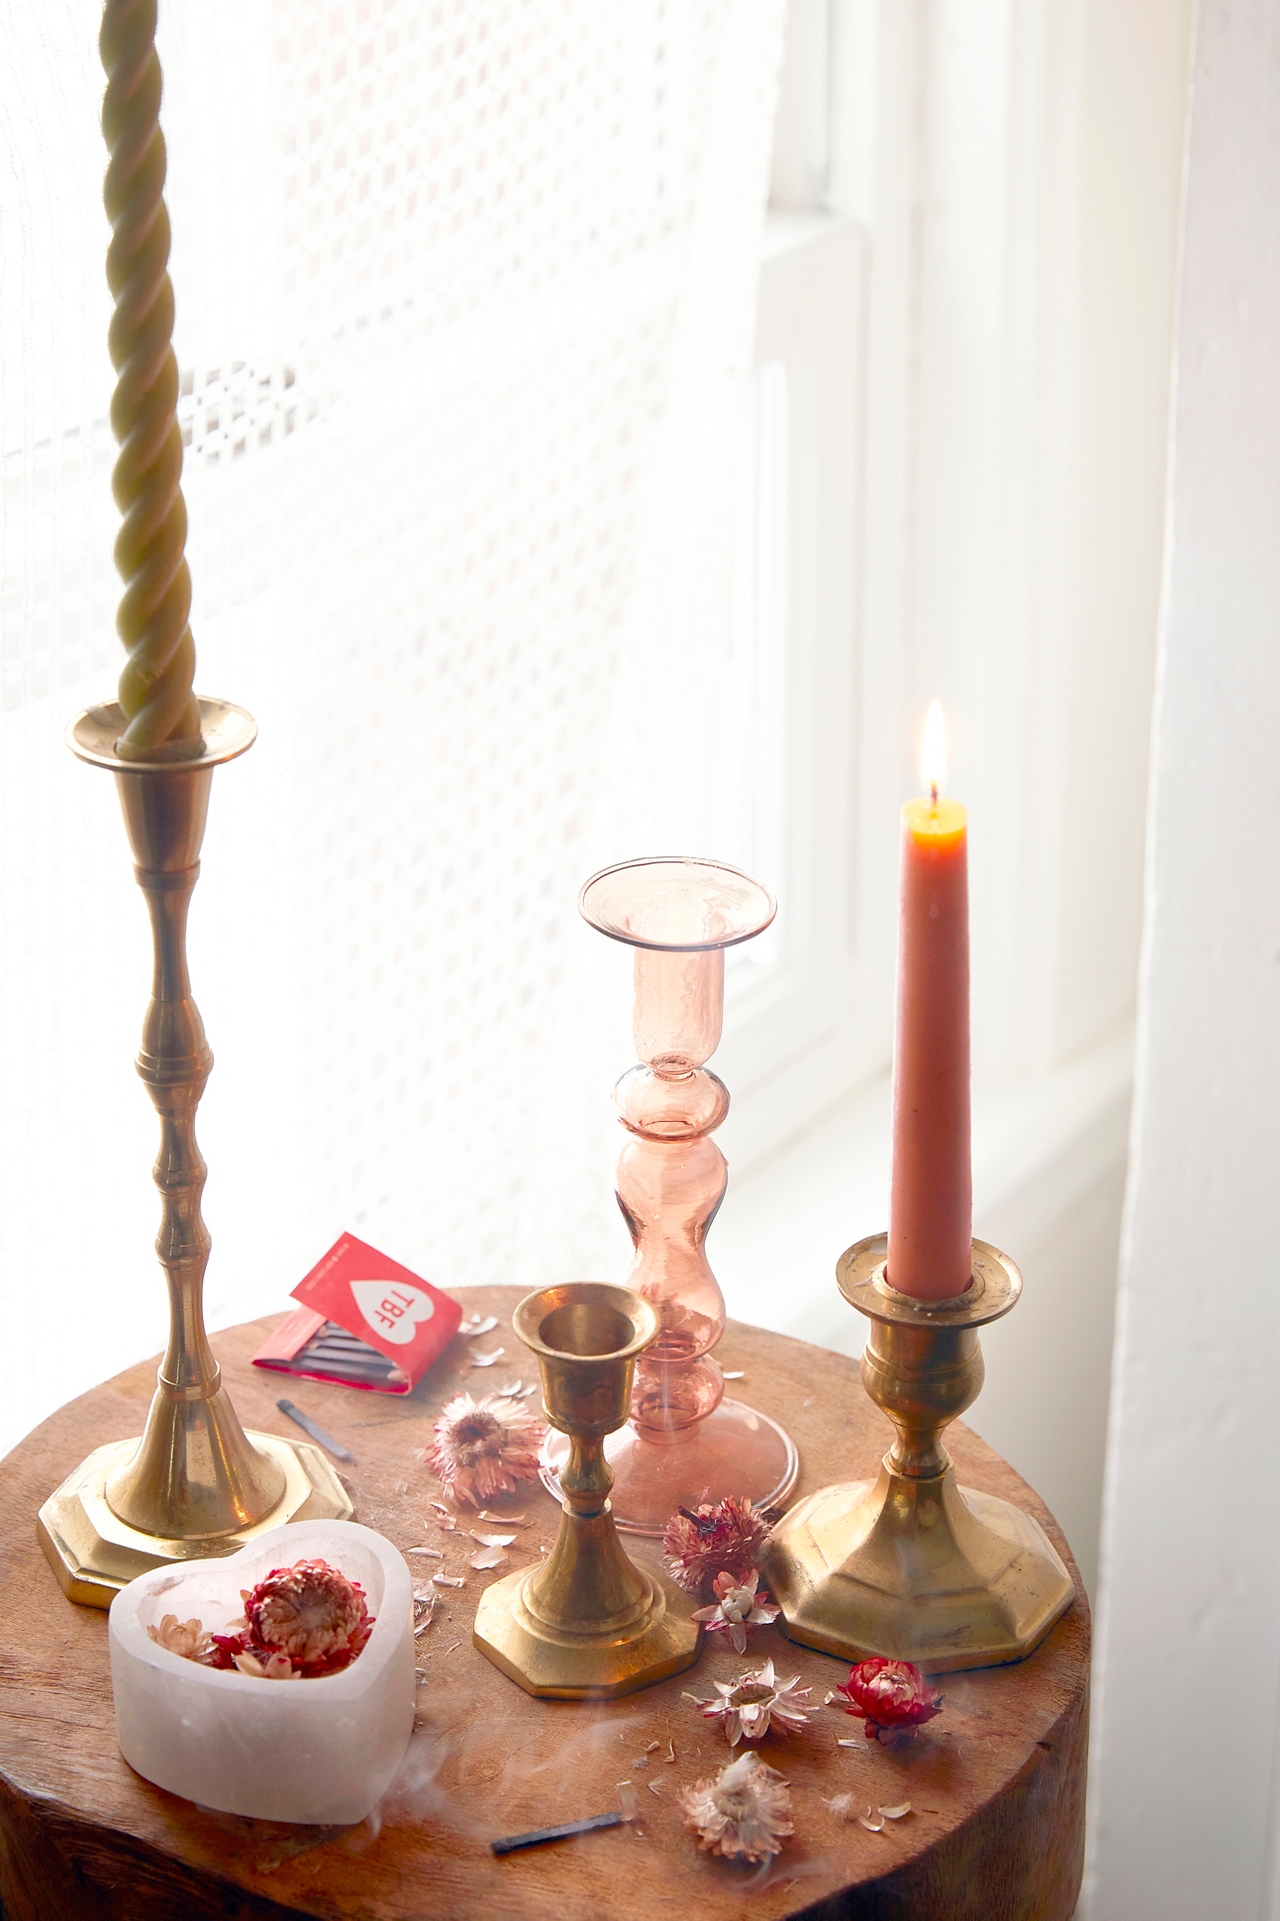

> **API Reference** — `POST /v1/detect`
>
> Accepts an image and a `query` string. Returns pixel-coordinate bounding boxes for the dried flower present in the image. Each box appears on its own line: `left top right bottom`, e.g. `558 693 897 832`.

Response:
691 1570 780 1654
428 1392 545 1508
686 1658 814 1746
146 1613 212 1661
661 1496 771 1598
233 1648 297 1681
835 1658 943 1743
206 1558 374 1679
679 1751 793 1863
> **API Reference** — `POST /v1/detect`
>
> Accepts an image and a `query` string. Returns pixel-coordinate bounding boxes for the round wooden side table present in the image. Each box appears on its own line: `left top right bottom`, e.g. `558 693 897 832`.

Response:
0 1288 1088 1920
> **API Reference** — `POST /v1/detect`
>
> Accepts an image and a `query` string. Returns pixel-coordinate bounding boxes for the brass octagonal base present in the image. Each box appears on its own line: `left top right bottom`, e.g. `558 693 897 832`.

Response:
473 1561 699 1699
37 1431 353 1609
761 1231 1075 1673
761 1462 1073 1673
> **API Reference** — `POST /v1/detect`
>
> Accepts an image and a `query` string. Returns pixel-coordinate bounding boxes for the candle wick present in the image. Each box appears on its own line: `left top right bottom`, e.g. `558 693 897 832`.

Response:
930 783 938 811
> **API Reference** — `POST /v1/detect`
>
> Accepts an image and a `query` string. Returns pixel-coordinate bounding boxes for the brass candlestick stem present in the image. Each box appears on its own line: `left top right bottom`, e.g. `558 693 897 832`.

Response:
760 1234 1073 1672
37 701 351 1609
473 1283 700 1698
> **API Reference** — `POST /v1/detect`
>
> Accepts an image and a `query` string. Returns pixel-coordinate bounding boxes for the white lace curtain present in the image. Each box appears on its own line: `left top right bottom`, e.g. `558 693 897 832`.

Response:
0 0 785 1451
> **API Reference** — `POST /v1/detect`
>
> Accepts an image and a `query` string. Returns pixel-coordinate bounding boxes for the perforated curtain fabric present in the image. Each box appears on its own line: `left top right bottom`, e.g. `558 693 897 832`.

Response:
0 2 785 1453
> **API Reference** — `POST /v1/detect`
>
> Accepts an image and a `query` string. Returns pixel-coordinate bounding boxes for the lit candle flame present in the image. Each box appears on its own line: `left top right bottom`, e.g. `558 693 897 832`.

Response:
921 699 948 808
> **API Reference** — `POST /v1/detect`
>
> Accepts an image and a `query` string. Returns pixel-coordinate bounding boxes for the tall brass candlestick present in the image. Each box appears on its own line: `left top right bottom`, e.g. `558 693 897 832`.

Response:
37 0 349 1607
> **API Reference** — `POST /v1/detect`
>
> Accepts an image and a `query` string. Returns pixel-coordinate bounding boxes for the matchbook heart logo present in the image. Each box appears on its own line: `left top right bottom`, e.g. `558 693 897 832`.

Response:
349 1279 437 1346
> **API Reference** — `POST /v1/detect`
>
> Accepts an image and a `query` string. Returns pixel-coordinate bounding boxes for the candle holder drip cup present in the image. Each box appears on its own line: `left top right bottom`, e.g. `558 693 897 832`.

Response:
540 858 799 1535
472 1283 700 1697
760 1233 1074 1672
38 702 352 1609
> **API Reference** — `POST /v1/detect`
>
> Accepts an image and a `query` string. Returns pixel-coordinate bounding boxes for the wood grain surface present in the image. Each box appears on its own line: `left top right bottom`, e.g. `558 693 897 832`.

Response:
0 1288 1089 1920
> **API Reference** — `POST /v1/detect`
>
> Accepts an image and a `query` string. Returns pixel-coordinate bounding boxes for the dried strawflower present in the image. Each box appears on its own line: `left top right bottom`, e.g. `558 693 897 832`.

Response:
661 1496 771 1598
428 1392 545 1508
206 1558 374 1680
233 1648 297 1681
691 1570 780 1654
679 1751 793 1863
685 1658 814 1746
146 1613 211 1661
836 1658 942 1743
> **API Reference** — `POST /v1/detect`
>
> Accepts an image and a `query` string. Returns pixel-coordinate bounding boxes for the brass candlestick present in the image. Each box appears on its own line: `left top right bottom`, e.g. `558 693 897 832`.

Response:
760 1234 1073 1672
37 702 351 1608
39 4 349 1606
473 1284 700 1698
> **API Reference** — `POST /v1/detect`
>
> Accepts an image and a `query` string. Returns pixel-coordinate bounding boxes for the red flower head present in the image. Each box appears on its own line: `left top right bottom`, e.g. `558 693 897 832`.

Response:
661 1496 771 1598
206 1558 375 1680
836 1658 943 1743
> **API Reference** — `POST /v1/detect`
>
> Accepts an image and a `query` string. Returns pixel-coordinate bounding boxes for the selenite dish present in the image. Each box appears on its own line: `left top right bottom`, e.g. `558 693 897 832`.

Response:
109 1519 414 1823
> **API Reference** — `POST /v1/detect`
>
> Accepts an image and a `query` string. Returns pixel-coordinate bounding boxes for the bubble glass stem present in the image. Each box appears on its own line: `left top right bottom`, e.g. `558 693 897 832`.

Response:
542 858 799 1534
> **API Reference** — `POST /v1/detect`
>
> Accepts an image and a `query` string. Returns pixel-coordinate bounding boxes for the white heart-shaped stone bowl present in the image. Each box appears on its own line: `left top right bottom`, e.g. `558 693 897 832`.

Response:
109 1519 414 1824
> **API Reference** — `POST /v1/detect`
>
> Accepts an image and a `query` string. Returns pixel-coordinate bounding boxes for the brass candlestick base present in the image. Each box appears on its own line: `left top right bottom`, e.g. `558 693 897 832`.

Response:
38 701 351 1609
760 1234 1073 1673
473 1284 700 1698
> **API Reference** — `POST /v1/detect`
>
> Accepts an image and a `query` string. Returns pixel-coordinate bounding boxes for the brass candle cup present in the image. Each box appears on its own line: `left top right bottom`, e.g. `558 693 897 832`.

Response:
473 1283 700 1698
37 701 351 1608
760 1233 1074 1672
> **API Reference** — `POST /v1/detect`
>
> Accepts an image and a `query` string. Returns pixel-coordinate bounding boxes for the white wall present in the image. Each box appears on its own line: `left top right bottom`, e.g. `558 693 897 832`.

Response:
1087 4 1280 1916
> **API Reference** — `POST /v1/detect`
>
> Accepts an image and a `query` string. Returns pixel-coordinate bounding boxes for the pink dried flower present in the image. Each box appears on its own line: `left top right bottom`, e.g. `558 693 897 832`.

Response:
691 1570 780 1654
661 1496 771 1598
146 1613 212 1661
679 1750 793 1863
429 1392 545 1508
836 1658 943 1743
206 1558 375 1679
686 1658 814 1746
233 1648 298 1681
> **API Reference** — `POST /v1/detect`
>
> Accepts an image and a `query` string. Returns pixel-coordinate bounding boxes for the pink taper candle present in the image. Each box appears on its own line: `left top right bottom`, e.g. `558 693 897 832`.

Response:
887 701 973 1300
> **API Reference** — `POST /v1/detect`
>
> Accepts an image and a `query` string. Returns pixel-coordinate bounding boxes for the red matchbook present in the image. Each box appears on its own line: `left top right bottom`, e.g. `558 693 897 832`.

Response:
252 1232 462 1396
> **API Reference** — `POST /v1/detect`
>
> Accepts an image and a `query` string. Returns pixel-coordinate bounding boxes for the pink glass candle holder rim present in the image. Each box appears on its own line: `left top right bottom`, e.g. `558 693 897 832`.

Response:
579 857 776 952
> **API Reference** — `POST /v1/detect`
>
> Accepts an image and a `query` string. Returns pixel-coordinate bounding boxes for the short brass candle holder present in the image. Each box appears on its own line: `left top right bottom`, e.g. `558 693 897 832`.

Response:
37 701 352 1609
473 1283 701 1698
760 1233 1074 1672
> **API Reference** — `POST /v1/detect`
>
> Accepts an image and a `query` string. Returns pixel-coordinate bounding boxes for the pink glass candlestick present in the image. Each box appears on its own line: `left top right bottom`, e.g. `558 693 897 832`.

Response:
543 858 799 1535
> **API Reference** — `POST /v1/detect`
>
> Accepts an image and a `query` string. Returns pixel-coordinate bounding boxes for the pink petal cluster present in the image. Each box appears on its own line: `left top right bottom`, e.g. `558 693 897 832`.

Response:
205 1558 375 1680
661 1496 771 1598
691 1569 780 1654
429 1392 545 1508
679 1750 794 1863
836 1657 943 1742
687 1658 814 1746
146 1613 211 1662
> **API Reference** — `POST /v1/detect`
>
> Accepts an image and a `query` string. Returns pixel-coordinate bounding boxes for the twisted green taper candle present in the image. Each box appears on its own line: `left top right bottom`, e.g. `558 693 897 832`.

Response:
100 0 202 762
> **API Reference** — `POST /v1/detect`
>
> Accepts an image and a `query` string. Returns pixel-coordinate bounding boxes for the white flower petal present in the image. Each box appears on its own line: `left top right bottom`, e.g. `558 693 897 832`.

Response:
470 1348 505 1367
461 1315 500 1337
